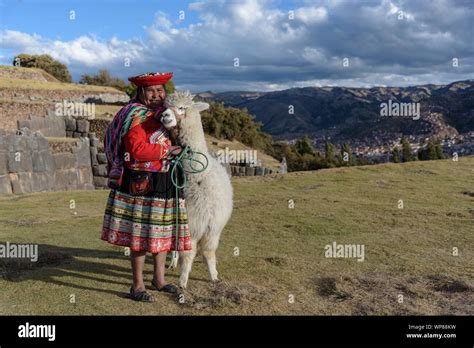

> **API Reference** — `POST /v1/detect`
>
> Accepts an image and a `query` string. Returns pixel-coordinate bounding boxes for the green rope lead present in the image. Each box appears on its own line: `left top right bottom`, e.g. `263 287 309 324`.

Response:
168 145 209 268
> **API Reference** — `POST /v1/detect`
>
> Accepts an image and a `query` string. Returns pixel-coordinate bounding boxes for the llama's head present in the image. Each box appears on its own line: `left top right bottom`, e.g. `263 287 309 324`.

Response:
164 90 209 130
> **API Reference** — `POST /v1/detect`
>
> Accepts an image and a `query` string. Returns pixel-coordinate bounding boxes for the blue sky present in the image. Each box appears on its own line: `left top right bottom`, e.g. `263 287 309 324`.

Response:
1 0 206 40
1 0 473 92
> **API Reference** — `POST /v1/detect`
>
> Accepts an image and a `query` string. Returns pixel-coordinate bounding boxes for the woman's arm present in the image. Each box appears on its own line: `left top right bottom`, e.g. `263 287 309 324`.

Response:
124 124 170 162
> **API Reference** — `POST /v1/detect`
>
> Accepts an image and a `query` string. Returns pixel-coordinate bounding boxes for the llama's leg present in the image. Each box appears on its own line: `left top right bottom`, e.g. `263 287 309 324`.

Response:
201 233 220 282
202 249 219 282
178 239 198 288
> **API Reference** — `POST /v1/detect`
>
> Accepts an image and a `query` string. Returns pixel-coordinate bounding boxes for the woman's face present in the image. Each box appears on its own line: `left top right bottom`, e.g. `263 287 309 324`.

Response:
141 85 166 107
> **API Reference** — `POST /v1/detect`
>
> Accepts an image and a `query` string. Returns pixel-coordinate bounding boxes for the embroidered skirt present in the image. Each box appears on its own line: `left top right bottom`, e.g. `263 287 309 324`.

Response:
101 167 192 253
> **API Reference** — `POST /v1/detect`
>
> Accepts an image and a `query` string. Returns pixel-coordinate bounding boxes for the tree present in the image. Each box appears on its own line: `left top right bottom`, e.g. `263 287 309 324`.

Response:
417 137 444 161
324 140 336 167
201 102 273 154
417 147 424 161
435 139 444 159
401 137 414 162
295 136 315 156
417 140 425 161
392 147 401 163
80 69 126 92
271 141 301 172
427 138 437 160
13 54 72 82
80 69 175 96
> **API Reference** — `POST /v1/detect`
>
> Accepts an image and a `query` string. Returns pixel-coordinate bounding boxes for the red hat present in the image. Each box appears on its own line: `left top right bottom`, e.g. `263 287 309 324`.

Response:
128 72 173 87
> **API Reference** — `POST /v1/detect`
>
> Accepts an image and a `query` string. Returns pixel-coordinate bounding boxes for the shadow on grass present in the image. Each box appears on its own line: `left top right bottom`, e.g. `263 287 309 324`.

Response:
0 243 205 299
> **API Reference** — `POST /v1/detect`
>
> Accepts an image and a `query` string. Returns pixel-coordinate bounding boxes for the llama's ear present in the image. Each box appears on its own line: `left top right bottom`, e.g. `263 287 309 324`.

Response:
193 102 209 112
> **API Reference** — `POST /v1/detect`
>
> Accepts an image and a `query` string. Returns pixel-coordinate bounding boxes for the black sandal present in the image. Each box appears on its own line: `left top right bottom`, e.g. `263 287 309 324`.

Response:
128 287 156 302
151 279 178 294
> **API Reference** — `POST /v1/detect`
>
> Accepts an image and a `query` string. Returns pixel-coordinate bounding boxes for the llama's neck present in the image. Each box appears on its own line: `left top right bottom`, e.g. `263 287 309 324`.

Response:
180 122 209 155
179 122 212 176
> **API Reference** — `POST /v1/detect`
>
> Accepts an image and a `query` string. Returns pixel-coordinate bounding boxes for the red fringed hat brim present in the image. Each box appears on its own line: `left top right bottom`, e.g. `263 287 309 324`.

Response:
128 72 173 87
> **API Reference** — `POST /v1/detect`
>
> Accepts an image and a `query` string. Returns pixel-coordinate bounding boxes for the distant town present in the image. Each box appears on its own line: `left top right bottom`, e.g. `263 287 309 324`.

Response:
299 131 474 164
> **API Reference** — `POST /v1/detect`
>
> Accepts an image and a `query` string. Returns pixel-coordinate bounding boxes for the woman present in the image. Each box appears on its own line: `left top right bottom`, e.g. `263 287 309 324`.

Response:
101 72 192 303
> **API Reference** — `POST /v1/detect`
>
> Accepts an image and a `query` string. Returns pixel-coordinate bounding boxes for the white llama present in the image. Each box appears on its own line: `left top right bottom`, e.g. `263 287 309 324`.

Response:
161 90 233 288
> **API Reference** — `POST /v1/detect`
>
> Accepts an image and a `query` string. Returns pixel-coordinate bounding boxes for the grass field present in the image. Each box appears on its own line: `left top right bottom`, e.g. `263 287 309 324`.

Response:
0 157 472 315
206 134 281 169
0 66 60 82
0 76 122 93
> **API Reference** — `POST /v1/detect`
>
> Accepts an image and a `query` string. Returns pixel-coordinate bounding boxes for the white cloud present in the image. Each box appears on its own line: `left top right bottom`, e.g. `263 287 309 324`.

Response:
294 6 328 24
302 47 329 66
0 30 42 50
0 29 145 69
1 0 472 92
188 1 206 11
154 11 173 30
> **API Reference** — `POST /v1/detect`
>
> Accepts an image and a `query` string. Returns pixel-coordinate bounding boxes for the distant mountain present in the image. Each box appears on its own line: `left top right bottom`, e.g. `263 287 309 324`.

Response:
196 80 474 143
196 90 266 106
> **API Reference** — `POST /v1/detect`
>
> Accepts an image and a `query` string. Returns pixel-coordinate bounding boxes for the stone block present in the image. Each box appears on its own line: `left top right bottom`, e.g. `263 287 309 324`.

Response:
36 134 49 150
90 147 98 166
32 151 47 172
9 172 32 194
90 137 99 147
8 151 33 173
92 164 108 177
31 172 53 192
65 118 77 131
75 141 92 168
53 153 76 170
97 153 108 164
93 176 109 188
77 167 93 185
54 169 78 191
0 174 12 194
77 167 93 184
0 152 8 175
83 183 95 190
24 135 40 152
8 135 27 153
76 119 90 133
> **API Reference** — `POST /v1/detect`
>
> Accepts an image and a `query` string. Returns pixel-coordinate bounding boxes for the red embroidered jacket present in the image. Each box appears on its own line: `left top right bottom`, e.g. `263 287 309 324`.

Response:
123 116 172 172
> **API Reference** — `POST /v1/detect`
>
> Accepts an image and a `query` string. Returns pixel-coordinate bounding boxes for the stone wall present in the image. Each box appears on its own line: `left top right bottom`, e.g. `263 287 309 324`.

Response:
0 113 283 194
229 164 275 176
18 114 66 137
0 128 94 194
0 89 129 104
0 101 53 132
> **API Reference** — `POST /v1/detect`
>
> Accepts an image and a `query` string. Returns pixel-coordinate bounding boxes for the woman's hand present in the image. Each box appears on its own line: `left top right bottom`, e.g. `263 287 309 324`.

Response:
169 146 183 156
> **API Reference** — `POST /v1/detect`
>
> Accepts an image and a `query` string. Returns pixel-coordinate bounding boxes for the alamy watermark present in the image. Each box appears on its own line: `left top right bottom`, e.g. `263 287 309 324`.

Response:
216 147 258 166
380 100 420 120
0 241 38 262
18 322 55 341
55 100 95 120
324 241 365 262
